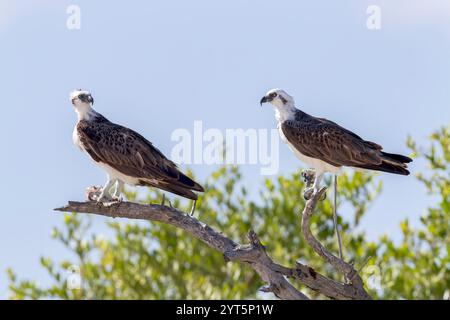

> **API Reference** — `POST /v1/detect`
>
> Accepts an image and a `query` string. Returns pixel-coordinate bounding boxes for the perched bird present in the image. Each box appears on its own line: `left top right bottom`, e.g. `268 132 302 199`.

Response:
70 90 204 212
260 88 412 199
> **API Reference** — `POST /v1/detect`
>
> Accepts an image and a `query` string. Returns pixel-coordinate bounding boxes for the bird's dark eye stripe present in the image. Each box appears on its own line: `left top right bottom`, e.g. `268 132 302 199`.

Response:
270 92 277 98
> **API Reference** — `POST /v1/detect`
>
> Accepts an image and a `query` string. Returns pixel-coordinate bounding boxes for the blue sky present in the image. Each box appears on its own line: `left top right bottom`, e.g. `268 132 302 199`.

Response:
0 0 449 298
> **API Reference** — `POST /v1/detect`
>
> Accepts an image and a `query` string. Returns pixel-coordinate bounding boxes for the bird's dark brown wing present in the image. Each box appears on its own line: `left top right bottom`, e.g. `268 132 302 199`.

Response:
280 118 383 168
77 120 204 197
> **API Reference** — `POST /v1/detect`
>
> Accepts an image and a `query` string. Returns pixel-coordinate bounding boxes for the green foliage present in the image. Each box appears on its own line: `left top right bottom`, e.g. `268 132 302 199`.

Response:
374 127 450 299
7 127 449 300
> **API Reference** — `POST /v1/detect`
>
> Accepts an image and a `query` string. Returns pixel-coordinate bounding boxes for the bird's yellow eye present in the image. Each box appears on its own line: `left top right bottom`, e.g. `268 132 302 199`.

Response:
270 92 277 98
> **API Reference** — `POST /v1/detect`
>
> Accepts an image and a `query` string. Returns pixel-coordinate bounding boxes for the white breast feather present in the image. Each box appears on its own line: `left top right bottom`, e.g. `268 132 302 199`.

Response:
73 126 84 151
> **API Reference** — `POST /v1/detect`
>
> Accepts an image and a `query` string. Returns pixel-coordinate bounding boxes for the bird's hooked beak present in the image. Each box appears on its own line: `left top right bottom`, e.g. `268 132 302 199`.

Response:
260 95 268 106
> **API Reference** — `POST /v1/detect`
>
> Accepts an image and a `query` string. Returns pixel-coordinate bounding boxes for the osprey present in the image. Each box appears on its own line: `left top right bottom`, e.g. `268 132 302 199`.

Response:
260 88 412 199
70 90 204 208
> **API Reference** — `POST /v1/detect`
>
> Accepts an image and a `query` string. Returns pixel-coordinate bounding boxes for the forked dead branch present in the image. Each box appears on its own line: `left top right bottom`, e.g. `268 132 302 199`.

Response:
55 186 371 300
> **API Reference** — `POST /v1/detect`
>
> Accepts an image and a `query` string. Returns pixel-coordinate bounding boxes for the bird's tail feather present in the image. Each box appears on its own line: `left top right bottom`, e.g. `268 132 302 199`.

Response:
381 152 412 164
160 184 199 200
177 172 205 192
356 161 410 175
357 151 412 175
140 179 199 200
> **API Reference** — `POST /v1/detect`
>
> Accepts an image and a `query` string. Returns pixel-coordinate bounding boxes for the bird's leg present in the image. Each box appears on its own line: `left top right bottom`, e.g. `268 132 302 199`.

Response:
315 173 327 201
190 200 197 216
97 178 118 205
98 179 115 201
303 171 326 200
313 172 324 192
112 180 124 202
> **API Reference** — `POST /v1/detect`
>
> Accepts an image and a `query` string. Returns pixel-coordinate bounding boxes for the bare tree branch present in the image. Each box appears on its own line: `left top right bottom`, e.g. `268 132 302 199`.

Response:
301 187 372 299
55 189 371 300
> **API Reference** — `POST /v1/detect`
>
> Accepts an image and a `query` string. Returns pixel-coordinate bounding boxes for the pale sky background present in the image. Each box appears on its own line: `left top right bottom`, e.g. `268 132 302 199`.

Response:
1 0 449 298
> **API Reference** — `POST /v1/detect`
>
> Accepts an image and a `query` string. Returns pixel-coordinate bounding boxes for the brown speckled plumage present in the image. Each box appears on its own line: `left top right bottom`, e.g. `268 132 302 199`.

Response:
281 110 412 175
76 115 204 200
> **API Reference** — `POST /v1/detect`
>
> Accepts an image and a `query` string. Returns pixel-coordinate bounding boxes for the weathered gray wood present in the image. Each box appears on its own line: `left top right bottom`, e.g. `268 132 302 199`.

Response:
55 189 371 300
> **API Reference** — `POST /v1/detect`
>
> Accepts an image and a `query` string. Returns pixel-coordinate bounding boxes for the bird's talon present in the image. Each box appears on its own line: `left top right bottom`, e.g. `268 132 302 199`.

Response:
112 196 123 203
303 188 326 201
96 200 105 207
303 188 315 200
98 199 121 207
95 193 122 207
301 170 315 187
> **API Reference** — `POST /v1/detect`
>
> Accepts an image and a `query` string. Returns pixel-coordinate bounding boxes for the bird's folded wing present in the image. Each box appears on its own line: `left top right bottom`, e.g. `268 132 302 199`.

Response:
78 122 185 183
280 119 382 167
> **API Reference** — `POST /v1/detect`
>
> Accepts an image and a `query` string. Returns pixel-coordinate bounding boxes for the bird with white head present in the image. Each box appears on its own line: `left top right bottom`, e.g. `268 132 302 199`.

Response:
69 89 204 213
260 88 412 199
260 87 412 260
